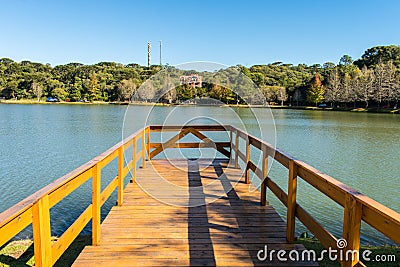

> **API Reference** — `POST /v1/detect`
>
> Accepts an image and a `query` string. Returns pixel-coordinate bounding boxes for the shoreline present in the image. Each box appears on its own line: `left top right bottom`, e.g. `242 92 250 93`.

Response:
1 99 399 114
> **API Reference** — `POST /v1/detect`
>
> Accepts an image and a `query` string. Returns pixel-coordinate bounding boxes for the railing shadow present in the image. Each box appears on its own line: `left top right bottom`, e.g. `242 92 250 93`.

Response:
0 241 33 267
187 159 216 266
212 159 263 266
186 158 265 266
0 235 90 267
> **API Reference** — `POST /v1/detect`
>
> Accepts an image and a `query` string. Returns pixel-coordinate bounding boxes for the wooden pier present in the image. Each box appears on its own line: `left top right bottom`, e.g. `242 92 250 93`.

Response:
0 125 399 267
73 158 315 266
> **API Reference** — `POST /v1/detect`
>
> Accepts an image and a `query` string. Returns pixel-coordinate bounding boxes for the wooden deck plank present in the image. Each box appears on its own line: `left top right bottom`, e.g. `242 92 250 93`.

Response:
73 159 317 266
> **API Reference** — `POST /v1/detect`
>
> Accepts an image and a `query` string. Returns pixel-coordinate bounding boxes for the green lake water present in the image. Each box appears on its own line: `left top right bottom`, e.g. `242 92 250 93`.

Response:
0 104 399 245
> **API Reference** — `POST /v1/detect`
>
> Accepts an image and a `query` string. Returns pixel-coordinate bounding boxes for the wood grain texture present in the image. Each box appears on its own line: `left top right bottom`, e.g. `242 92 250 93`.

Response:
73 159 317 266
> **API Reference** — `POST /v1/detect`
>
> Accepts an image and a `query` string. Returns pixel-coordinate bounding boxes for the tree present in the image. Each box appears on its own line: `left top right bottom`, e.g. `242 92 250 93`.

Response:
209 81 224 102
250 72 264 86
354 45 400 69
307 73 324 106
340 73 352 104
137 81 155 102
339 55 353 66
31 81 43 101
324 68 341 106
162 88 177 104
349 69 362 107
373 60 387 107
45 79 65 98
358 66 374 108
277 87 288 106
292 89 303 106
88 73 99 101
0 58 14 65
394 74 400 108
320 62 336 80
176 84 193 101
382 60 397 104
69 77 83 101
3 80 18 99
52 87 68 100
261 85 287 105
323 62 336 69
118 79 137 101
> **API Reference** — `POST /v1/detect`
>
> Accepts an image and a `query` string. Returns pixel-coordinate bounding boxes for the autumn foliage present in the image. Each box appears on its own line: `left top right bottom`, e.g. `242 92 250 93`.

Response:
307 73 325 106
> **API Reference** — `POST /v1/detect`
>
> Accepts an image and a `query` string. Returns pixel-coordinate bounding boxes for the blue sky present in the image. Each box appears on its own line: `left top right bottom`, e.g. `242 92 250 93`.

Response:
1 0 399 67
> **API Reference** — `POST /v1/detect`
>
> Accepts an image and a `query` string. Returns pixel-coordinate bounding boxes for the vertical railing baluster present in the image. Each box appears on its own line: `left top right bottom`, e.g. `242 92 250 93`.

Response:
229 128 233 161
260 144 268 206
131 137 137 183
286 159 298 243
141 130 146 168
342 194 362 267
146 127 151 159
234 129 239 168
92 164 101 245
117 146 124 206
32 195 52 267
245 135 250 184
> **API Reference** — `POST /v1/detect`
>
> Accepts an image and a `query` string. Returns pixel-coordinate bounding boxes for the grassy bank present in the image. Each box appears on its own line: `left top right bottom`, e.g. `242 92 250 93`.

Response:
0 99 170 106
0 236 90 267
0 99 109 105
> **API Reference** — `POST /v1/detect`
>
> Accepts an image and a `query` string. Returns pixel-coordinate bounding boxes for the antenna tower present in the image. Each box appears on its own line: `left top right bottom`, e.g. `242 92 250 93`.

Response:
147 42 151 68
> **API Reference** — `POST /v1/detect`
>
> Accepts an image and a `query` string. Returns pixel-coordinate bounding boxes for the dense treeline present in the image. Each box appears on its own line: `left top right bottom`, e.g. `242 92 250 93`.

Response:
249 45 400 108
324 49 400 108
1 45 400 107
0 60 161 102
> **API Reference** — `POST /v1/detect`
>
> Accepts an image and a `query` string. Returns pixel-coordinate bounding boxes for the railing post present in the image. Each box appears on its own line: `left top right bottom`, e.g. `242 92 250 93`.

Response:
131 137 137 183
146 127 151 160
286 159 298 243
244 136 250 184
32 195 52 267
341 194 362 267
260 145 268 206
229 129 233 161
117 146 124 206
92 164 101 245
141 129 146 168
234 130 239 168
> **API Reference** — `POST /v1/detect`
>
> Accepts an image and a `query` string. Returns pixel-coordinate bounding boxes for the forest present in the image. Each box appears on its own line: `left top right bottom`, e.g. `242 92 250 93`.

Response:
1 45 400 108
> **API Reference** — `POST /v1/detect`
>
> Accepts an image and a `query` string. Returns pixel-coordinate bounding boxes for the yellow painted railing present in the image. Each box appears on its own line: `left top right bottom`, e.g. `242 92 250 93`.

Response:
0 125 399 267
228 125 400 267
0 126 149 267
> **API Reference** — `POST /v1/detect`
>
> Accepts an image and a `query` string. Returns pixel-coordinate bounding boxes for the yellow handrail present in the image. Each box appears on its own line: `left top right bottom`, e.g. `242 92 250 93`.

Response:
0 126 149 266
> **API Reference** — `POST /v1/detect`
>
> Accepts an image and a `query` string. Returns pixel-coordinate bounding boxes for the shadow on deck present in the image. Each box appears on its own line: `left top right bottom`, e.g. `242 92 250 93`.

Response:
73 159 317 266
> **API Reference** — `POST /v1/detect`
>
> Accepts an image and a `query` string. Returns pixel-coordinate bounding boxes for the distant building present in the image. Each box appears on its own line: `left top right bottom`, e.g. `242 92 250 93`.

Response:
179 74 202 88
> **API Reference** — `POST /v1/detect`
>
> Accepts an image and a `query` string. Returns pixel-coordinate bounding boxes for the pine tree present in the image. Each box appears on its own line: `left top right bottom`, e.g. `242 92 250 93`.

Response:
307 73 324 106
88 73 99 102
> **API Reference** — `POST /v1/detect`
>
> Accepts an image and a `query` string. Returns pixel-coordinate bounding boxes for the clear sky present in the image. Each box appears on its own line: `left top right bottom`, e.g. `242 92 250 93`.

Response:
1 0 399 67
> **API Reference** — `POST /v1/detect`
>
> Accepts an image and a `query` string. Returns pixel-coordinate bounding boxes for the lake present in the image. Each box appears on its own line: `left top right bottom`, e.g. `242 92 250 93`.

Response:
0 104 399 245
